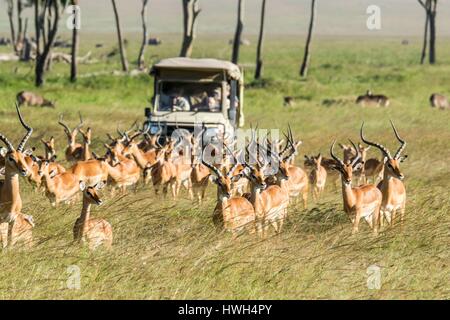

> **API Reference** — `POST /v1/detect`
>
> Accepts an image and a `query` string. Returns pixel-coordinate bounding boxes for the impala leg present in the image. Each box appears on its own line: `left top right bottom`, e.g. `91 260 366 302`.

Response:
400 203 406 228
352 209 361 234
373 204 380 235
384 210 392 226
391 209 397 226
0 223 8 248
7 221 15 248
302 190 308 210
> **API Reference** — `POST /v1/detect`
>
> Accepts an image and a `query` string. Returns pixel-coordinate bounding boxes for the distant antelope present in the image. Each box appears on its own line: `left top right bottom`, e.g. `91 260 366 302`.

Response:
0 104 35 248
59 113 84 162
73 182 112 250
356 90 390 107
309 154 327 201
429 93 449 110
330 140 382 235
360 121 407 227
16 91 55 108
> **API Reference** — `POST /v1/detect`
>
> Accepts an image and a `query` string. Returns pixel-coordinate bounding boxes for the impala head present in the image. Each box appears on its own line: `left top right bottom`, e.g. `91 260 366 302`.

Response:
0 103 34 177
37 156 57 177
58 112 83 144
41 136 56 158
330 140 363 185
79 127 92 145
360 121 407 181
202 144 242 199
79 181 104 206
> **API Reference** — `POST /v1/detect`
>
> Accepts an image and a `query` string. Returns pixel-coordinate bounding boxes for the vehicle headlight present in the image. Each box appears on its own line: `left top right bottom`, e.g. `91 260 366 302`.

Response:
149 124 162 134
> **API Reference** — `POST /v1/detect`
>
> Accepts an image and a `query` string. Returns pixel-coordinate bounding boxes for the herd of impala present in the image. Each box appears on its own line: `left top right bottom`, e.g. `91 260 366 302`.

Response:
0 103 408 249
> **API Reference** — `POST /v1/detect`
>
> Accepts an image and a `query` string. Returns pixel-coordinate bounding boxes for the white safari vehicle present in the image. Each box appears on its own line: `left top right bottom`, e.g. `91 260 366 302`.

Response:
144 57 244 142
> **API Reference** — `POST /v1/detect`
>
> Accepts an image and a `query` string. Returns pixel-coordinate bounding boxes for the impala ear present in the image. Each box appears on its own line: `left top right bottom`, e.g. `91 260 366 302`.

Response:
230 174 242 182
79 181 86 191
50 155 57 162
353 162 363 171
399 155 408 162
383 156 388 164
209 175 218 184
49 169 57 178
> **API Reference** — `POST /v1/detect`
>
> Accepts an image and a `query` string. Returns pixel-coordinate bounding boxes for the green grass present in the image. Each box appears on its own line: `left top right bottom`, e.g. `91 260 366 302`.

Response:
0 35 449 299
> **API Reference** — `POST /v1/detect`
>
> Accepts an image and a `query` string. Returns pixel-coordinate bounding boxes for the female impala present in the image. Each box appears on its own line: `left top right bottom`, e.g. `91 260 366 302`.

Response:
360 121 407 227
69 158 109 187
0 104 35 248
201 148 255 239
41 137 66 175
38 160 80 207
73 182 113 250
309 154 327 201
330 140 382 235
58 113 84 162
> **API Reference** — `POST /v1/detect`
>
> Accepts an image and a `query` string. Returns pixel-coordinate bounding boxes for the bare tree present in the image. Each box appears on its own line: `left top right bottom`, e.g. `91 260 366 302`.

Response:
70 0 79 82
300 0 316 77
35 0 61 87
254 0 266 80
16 0 24 51
111 0 129 72
179 0 201 57
418 0 438 64
137 0 149 69
231 0 244 64
6 0 16 47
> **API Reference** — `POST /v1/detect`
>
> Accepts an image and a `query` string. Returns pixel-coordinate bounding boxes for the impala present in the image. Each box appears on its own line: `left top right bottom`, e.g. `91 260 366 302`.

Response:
330 140 382 235
69 158 109 187
102 145 141 194
79 127 93 161
309 154 327 201
360 121 407 227
190 129 210 203
201 148 255 239
59 113 84 162
243 134 290 237
41 137 66 175
0 104 35 248
73 181 113 250
38 160 80 207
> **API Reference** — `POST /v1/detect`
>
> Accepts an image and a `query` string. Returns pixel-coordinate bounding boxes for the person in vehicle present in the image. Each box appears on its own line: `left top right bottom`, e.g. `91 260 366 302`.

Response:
171 88 190 111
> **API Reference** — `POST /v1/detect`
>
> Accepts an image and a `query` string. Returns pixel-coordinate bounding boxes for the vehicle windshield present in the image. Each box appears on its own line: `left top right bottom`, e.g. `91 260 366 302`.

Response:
157 81 223 112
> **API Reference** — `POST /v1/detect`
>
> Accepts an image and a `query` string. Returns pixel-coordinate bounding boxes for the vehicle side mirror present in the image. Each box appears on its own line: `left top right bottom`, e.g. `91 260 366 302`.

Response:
145 107 151 118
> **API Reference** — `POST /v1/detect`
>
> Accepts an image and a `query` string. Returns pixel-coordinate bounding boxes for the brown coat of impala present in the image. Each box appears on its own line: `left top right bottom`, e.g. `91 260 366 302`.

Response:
38 160 80 207
0 104 35 248
360 121 407 227
69 159 109 187
331 140 382 235
309 154 327 201
79 127 93 161
73 182 113 250
202 150 255 239
58 113 84 162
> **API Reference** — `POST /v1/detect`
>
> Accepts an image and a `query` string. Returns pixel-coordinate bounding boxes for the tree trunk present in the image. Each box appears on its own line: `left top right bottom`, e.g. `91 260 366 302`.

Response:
420 6 429 64
111 0 129 72
7 0 16 46
137 0 149 70
35 0 60 87
300 0 316 78
428 0 437 65
231 0 244 64
16 0 24 52
70 0 80 82
34 0 40 56
179 0 200 58
254 0 266 80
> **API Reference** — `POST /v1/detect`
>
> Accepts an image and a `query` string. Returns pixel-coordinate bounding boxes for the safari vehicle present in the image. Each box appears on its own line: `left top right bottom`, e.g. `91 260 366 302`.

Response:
144 58 244 142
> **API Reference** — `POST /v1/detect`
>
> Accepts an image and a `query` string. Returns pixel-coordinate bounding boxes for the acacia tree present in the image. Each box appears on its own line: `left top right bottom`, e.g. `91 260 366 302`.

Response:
70 0 79 82
35 0 63 87
111 0 129 72
179 0 201 57
300 0 316 77
231 0 244 64
418 0 437 64
137 0 149 69
254 0 267 79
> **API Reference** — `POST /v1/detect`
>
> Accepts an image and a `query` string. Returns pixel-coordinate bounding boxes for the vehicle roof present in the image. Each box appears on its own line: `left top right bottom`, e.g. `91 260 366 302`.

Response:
151 57 242 80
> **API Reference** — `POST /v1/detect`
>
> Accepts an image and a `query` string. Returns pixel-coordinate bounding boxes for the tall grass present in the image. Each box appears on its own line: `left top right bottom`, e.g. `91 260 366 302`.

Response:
0 36 449 299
